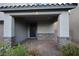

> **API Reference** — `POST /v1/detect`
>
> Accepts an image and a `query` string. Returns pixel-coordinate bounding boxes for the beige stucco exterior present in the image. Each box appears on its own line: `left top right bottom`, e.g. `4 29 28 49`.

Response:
0 8 71 46
37 22 54 33
0 12 70 45
69 5 79 42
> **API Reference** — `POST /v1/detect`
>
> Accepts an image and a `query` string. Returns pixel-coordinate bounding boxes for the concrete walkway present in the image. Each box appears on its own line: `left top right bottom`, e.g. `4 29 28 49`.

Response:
23 40 61 56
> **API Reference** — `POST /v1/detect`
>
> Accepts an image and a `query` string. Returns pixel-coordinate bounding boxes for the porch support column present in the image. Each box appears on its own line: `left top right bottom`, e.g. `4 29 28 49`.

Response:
4 14 15 47
58 12 71 46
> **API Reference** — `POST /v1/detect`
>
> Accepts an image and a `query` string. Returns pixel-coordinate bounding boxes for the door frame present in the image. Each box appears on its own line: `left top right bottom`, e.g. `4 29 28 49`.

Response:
28 22 37 38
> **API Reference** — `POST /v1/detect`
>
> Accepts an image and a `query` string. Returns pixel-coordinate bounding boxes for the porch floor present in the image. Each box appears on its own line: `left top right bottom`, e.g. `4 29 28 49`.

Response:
23 40 62 56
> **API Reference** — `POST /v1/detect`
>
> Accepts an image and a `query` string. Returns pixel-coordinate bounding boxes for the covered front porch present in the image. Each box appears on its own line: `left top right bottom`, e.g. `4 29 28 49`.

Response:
0 11 70 47
14 14 58 43
0 10 71 56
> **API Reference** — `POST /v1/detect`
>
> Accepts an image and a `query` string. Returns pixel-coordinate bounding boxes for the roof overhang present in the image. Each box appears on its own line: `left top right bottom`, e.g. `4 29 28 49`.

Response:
0 3 78 12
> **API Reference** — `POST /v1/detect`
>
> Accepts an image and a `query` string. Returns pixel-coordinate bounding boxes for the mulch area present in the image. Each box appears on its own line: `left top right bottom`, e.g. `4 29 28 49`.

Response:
23 40 62 56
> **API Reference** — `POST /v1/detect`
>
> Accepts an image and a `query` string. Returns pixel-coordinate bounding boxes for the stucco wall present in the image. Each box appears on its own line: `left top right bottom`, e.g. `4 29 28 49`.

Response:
69 5 79 42
58 12 69 37
15 20 56 42
37 21 57 40
0 21 4 46
15 20 28 43
52 21 58 32
37 22 55 33
15 17 58 42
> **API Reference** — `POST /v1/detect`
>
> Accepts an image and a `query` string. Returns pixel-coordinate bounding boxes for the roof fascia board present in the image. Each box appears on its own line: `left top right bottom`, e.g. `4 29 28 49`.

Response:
5 11 68 16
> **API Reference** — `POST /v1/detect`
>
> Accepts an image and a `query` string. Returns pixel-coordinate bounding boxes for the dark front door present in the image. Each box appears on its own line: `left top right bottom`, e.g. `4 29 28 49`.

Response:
30 23 37 37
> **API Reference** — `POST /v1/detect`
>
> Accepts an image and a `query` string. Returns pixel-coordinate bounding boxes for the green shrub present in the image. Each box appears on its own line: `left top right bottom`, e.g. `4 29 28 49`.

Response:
0 40 4 48
0 44 30 56
60 44 79 56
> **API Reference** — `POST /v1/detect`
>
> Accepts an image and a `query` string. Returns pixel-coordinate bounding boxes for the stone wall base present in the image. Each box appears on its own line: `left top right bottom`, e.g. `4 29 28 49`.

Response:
3 37 16 47
57 37 71 47
37 33 55 40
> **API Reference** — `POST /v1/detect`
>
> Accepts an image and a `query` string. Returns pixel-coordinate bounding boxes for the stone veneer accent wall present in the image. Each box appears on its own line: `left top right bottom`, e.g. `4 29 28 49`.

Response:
37 33 55 40
3 37 16 47
57 37 71 46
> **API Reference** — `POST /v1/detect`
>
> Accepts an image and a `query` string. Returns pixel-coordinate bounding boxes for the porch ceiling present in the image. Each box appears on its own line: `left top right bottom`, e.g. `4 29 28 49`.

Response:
15 14 58 23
